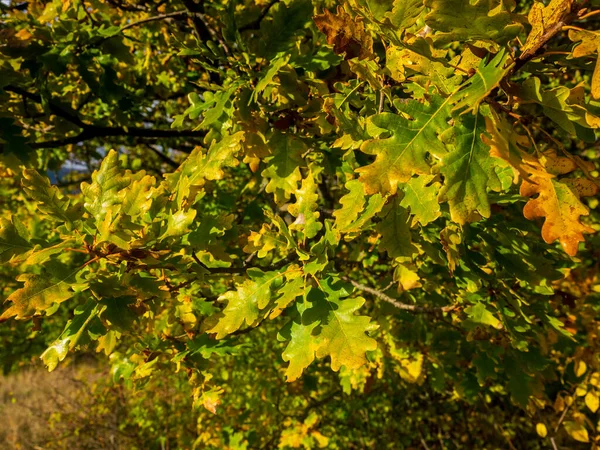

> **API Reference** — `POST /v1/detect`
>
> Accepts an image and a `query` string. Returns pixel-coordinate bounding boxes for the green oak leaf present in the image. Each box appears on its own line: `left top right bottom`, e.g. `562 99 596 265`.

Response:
259 0 312 58
0 216 33 263
377 197 417 258
1 261 82 320
518 78 597 142
357 95 452 195
262 133 306 204
198 85 237 129
22 169 77 226
252 54 291 102
424 0 522 46
387 0 425 31
279 297 320 382
334 180 366 232
438 113 503 225
25 239 76 266
81 149 131 237
464 303 502 329
160 208 197 240
400 175 442 226
41 300 103 371
288 170 322 239
451 49 510 114
314 277 378 372
270 276 304 319
334 179 386 239
120 172 156 219
169 131 245 207
208 269 285 339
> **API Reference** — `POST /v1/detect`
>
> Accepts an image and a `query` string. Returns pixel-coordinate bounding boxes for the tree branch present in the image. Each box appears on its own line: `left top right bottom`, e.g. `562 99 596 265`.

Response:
181 0 212 42
30 126 205 149
5 84 206 149
5 85 86 128
512 3 586 74
341 277 454 314
144 144 180 168
239 0 280 32
119 10 187 33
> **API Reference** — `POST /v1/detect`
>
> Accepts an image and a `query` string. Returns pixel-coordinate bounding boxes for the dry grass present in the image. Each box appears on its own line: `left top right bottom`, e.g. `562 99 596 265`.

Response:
0 362 137 450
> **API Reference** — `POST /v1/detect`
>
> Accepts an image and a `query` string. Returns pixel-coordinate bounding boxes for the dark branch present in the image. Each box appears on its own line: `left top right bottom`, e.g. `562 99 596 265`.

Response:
144 144 180 168
119 10 187 33
30 126 205 149
5 85 205 149
0 1 28 11
239 0 280 32
512 3 585 74
181 0 212 42
5 85 86 128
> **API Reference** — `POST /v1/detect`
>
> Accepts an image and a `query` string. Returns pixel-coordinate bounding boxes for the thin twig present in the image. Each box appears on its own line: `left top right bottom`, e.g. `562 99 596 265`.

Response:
342 277 454 314
119 10 187 33
514 2 584 72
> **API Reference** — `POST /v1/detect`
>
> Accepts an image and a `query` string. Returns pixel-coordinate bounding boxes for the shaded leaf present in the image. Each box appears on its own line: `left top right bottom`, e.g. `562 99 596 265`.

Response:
425 0 522 46
314 7 373 60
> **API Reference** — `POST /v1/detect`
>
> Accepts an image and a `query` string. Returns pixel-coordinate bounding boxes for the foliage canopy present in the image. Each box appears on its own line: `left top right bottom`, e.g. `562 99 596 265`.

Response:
2 0 600 448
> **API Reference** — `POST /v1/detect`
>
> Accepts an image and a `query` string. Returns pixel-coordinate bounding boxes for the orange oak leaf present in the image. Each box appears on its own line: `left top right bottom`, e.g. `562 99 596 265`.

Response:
520 153 597 256
484 114 597 255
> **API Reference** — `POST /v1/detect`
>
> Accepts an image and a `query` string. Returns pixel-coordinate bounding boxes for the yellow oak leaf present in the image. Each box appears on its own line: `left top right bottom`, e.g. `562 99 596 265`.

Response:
521 0 574 60
569 29 600 99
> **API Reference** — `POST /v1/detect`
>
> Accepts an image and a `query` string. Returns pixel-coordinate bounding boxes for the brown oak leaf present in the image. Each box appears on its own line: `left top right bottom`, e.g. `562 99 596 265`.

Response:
314 7 373 60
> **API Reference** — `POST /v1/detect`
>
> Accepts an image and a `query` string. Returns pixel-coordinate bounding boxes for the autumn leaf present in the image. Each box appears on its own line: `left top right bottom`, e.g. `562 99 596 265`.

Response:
0 216 33 263
314 7 373 60
357 95 452 195
520 167 597 256
568 29 600 99
521 0 573 60
1 261 81 320
81 149 131 236
334 179 385 236
288 170 323 239
377 196 418 259
314 278 378 372
484 111 598 255
280 300 320 382
564 421 589 443
208 269 285 339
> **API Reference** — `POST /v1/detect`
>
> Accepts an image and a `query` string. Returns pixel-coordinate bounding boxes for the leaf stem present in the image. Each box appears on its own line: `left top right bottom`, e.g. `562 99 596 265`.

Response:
579 9 600 20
